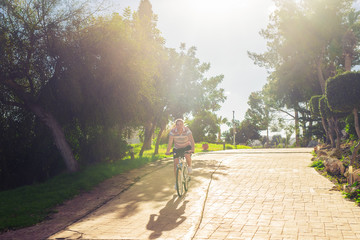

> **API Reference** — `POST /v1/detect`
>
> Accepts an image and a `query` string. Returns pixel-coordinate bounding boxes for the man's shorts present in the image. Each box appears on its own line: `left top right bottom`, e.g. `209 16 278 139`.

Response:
173 145 192 158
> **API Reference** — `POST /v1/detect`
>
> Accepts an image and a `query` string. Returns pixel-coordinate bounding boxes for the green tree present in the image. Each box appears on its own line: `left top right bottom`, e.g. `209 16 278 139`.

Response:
326 72 360 138
166 44 226 119
277 118 294 147
131 0 168 157
248 0 355 146
309 95 330 143
319 96 338 148
235 119 261 145
0 0 96 171
245 91 272 146
188 111 218 143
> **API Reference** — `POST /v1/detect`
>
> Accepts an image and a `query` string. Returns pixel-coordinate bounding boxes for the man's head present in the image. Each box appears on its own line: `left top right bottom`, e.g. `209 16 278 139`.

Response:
175 119 184 129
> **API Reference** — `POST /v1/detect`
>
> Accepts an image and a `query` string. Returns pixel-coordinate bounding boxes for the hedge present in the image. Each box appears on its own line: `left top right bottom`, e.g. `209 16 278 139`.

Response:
309 95 322 117
326 71 360 113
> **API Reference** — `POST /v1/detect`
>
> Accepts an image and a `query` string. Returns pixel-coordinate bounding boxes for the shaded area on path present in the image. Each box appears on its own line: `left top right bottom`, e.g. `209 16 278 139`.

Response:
48 153 227 239
146 195 188 239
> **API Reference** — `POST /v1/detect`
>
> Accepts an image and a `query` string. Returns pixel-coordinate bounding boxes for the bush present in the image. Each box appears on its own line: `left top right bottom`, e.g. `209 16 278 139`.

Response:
310 160 325 171
345 114 359 140
326 71 360 113
319 96 332 119
309 95 322 117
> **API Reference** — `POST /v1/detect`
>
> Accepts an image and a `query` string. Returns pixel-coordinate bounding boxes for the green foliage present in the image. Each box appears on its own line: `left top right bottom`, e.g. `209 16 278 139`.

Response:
310 160 325 171
245 91 272 131
247 0 357 146
235 119 261 144
319 96 332 119
270 134 284 146
0 107 64 190
309 95 322 117
350 140 360 155
0 0 227 189
326 71 360 113
165 46 226 119
344 182 360 203
345 114 358 140
188 111 219 142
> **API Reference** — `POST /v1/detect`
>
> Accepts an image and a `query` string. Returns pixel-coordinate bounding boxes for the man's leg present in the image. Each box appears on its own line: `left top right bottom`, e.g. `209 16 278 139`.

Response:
185 154 192 173
174 158 179 175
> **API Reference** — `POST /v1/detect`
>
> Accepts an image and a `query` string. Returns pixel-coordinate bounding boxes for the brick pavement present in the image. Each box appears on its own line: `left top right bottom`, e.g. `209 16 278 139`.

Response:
10 148 360 240
193 149 360 240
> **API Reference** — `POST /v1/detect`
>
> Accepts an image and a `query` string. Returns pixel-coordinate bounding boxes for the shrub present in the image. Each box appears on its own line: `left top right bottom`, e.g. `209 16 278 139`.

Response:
319 96 332 119
326 71 360 113
310 160 324 171
309 95 322 117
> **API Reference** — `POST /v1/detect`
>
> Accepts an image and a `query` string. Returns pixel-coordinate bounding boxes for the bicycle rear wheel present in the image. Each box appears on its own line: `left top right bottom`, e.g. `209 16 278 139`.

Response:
176 166 184 197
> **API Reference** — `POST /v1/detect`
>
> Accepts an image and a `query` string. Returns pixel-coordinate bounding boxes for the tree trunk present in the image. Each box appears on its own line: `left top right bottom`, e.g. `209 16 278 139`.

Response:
333 117 341 150
295 109 300 147
317 47 326 94
321 117 330 144
301 121 308 147
345 53 352 72
139 121 155 157
154 122 166 155
327 119 335 148
308 120 313 145
28 103 78 172
351 141 360 166
350 107 360 179
353 107 360 139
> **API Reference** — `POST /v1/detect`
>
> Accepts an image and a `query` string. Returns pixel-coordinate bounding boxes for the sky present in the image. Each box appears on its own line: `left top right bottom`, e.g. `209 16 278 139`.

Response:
111 0 275 126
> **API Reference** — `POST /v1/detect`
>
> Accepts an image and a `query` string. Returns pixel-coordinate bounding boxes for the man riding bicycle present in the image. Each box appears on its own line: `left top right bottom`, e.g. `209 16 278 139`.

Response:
166 119 195 187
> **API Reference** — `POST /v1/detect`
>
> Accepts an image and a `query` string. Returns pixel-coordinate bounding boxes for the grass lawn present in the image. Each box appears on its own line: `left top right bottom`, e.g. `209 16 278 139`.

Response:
0 143 250 232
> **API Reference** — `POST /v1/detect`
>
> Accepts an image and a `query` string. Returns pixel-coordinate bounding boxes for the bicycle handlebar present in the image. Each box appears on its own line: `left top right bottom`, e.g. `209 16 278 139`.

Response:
166 150 193 155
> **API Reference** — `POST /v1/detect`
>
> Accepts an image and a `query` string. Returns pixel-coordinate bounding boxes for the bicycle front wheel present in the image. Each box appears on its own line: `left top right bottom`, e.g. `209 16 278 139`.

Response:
176 166 184 197
183 165 189 192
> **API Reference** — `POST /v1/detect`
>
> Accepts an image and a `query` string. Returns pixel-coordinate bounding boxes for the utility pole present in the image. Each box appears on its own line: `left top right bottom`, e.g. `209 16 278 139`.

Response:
233 111 236 146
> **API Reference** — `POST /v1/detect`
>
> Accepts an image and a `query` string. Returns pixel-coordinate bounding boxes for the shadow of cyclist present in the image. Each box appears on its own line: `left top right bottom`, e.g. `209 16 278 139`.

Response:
147 195 189 239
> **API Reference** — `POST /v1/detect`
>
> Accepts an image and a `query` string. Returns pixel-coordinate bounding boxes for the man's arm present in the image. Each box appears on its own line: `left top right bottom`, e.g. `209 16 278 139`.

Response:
189 134 195 153
166 135 174 154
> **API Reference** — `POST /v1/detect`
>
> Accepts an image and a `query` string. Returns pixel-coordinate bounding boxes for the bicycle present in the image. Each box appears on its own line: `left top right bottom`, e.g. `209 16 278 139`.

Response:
169 150 191 197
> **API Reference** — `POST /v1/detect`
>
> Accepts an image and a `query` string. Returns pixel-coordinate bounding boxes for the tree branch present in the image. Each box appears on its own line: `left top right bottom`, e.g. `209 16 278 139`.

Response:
0 94 25 108
276 108 295 119
2 79 34 103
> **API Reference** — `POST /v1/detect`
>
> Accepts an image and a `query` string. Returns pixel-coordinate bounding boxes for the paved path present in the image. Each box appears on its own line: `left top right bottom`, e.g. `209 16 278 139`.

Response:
48 148 360 240
192 149 360 240
6 148 360 240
